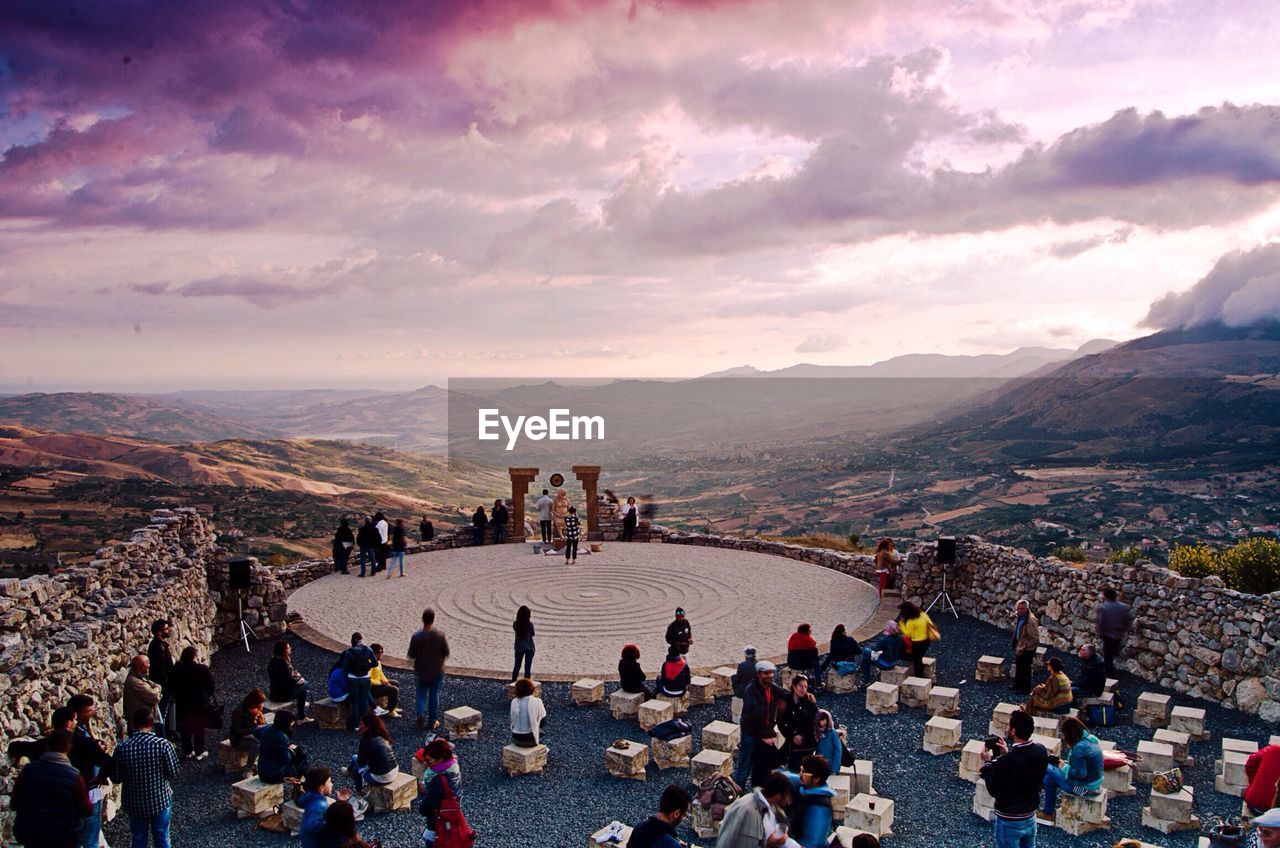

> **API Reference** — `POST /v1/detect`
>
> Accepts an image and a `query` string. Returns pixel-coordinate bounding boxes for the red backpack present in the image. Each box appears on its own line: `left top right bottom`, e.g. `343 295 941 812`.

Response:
433 778 476 848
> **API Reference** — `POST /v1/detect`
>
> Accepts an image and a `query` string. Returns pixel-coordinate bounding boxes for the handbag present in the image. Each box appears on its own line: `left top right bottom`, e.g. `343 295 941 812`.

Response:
926 623 941 642
1152 767 1183 795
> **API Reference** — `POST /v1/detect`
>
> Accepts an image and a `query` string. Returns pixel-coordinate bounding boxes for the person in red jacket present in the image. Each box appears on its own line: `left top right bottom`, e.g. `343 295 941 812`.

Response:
1245 744 1280 816
786 623 820 680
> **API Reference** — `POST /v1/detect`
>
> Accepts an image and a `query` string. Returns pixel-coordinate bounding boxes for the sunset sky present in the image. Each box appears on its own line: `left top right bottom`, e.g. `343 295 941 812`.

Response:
3 0 1280 390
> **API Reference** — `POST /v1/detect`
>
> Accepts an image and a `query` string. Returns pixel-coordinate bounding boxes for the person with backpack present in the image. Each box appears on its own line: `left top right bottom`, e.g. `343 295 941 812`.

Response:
340 633 378 731
418 739 470 847
629 784 691 848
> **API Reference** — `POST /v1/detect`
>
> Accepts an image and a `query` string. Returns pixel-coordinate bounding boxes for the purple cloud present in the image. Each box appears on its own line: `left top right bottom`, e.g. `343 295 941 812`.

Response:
1144 243 1280 329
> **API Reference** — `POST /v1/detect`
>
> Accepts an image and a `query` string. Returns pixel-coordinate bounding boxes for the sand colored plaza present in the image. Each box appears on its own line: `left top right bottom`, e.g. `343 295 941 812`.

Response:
287 541 882 679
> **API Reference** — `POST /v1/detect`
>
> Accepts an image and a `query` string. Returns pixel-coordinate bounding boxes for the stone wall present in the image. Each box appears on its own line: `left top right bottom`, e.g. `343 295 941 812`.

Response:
0 508 220 833
661 529 1280 719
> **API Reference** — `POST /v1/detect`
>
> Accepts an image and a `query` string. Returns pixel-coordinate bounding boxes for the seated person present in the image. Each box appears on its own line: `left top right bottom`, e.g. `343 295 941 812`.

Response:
369 643 400 717
327 659 349 702
618 644 649 698
786 624 820 678
813 710 845 773
228 689 266 772
296 767 350 848
818 624 859 677
1245 743 1280 817
731 646 757 698
257 710 309 783
418 739 462 846
859 621 905 683
657 651 691 697
321 800 374 848
1072 644 1107 704
1041 716 1103 818
347 714 399 792
780 754 837 848
268 640 309 719
509 678 547 747
1027 657 1074 714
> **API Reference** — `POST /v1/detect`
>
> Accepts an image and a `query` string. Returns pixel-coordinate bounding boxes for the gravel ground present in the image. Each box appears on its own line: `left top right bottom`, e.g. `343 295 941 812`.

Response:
103 614 1272 847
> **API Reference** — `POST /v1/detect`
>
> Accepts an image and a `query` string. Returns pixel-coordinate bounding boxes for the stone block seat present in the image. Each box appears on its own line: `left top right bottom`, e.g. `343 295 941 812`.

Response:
879 665 910 687
976 655 1005 682
1169 705 1208 741
367 771 419 812
610 690 645 720
710 666 736 697
865 682 898 715
572 679 605 706
655 691 689 717
701 720 740 754
605 740 649 780
844 793 894 837
442 706 482 739
690 748 734 783
688 676 717 706
263 699 294 714
927 686 960 718
311 697 350 730
503 743 549 776
230 776 283 819
280 800 304 835
824 667 860 694
959 739 984 783
1051 789 1111 836
1134 692 1171 729
900 676 932 709
638 699 674 731
217 739 251 774
1142 785 1199 834
650 734 692 770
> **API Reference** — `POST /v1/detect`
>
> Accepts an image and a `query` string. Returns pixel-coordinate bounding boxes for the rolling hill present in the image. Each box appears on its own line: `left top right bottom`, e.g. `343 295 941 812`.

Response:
0 393 280 442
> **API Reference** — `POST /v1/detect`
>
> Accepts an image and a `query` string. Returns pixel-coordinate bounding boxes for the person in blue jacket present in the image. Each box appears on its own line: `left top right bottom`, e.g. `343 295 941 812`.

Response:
781 754 837 848
296 767 351 848
813 710 844 772
859 621 905 684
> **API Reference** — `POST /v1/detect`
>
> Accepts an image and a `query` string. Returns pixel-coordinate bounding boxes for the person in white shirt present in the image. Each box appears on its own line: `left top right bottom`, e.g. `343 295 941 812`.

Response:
534 489 553 544
509 678 546 747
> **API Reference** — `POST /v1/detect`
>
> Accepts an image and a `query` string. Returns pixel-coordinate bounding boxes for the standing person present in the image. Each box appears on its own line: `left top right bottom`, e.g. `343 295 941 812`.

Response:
778 675 818 771
618 644 649 697
509 678 547 747
717 771 793 848
471 505 488 546
732 646 758 697
780 754 837 848
373 511 390 574
492 499 509 544
67 695 112 848
268 640 309 721
1040 717 1102 820
551 489 571 538
665 607 692 655
512 606 535 682
228 689 266 773
875 538 899 597
620 497 639 542
897 601 936 679
332 518 355 574
419 514 435 543
563 506 580 564
735 660 785 789
534 489 553 544
1011 599 1040 694
408 608 450 730
629 784 691 848
356 518 377 578
123 655 162 732
1095 587 1132 678
111 708 180 848
340 633 378 732
12 729 91 848
346 714 399 793
168 646 215 760
388 518 408 579
147 620 175 739
369 644 400 718
980 708 1048 848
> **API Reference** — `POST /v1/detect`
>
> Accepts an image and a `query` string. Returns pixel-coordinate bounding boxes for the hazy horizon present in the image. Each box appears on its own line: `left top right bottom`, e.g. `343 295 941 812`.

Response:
4 1 1280 388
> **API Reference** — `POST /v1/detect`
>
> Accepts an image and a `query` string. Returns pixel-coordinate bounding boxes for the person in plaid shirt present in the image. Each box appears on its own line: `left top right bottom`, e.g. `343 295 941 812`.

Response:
563 506 581 564
111 708 180 848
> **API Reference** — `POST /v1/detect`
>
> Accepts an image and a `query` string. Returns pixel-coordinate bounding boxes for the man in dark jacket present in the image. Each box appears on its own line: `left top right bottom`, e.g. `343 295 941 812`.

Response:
13 729 91 848
734 660 785 789
471 506 488 545
491 499 509 544
67 695 113 848
980 708 1049 848
147 619 175 738
407 608 450 730
731 646 757 698
629 784 691 848
339 633 378 731
356 518 378 577
1095 587 1132 677
665 608 692 655
1072 644 1107 703
257 711 308 783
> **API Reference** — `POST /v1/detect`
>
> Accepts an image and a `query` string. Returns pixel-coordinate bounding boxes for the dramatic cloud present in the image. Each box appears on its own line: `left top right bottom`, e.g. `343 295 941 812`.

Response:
1145 243 1280 329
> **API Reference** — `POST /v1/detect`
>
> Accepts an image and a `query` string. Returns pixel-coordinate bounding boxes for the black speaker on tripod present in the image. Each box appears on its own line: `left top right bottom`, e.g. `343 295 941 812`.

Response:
937 536 957 565
228 557 252 590
927 537 959 618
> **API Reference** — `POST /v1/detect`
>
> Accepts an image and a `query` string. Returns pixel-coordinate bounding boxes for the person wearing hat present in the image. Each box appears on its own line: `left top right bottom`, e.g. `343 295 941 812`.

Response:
735 660 785 789
665 608 692 655
1251 808 1280 847
732 647 758 698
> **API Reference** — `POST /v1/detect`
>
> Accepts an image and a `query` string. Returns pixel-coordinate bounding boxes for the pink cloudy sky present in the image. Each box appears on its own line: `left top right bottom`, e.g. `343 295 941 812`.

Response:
3 0 1280 390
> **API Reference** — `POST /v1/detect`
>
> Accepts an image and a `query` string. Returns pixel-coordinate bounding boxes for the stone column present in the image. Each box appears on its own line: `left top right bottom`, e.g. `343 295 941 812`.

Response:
508 468 538 543
573 465 602 536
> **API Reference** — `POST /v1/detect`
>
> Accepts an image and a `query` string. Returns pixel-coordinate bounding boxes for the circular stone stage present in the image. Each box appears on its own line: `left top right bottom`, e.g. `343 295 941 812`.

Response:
287 543 881 680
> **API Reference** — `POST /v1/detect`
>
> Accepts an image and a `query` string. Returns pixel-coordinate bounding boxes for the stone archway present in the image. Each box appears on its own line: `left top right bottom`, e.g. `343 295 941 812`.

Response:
507 465 601 542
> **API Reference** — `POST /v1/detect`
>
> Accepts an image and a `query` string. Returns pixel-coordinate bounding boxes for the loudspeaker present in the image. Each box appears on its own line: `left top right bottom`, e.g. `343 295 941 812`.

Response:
228 557 252 591
937 536 957 565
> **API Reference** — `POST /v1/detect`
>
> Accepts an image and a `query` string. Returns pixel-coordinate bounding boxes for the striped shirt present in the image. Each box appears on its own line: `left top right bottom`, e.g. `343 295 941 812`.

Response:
111 729 180 818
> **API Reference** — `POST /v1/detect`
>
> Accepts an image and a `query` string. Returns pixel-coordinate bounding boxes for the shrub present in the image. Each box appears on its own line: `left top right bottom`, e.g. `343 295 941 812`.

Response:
1105 545 1143 566
1219 537 1280 595
848 531 861 547
1168 544 1219 579
1052 545 1087 563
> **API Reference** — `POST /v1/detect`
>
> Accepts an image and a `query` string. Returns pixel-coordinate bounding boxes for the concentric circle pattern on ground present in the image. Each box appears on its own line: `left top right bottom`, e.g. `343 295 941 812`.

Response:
287 542 881 677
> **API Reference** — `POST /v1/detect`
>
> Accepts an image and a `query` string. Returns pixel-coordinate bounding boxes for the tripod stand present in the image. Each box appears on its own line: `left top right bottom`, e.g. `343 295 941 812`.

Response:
926 567 959 618
237 593 258 653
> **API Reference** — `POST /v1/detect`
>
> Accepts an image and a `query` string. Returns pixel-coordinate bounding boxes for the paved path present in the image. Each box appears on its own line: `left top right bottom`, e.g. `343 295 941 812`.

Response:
288 541 881 679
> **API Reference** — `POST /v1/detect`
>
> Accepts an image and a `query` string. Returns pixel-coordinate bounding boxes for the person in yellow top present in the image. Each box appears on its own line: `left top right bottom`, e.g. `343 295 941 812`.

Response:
897 601 939 679
369 644 401 718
